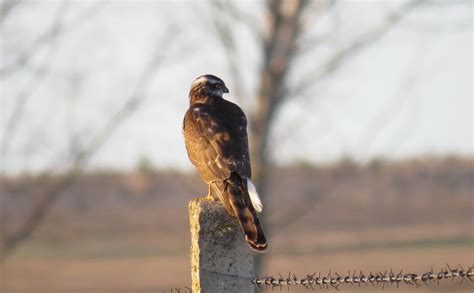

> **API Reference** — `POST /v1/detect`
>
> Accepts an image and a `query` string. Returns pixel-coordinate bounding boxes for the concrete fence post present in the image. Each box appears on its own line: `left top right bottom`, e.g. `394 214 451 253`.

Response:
189 199 254 293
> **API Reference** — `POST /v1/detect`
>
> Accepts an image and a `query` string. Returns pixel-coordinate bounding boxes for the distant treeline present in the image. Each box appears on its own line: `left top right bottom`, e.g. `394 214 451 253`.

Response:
1 156 473 254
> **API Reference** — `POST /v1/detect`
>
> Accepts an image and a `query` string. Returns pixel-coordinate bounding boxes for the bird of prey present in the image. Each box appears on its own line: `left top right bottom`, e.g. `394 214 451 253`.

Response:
182 74 267 252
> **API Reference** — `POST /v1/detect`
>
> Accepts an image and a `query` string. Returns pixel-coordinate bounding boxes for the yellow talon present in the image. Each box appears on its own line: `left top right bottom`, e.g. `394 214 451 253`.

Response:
198 185 214 201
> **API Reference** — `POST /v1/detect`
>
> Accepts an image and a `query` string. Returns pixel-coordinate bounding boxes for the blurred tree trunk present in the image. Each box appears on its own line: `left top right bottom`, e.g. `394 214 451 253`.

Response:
249 0 309 276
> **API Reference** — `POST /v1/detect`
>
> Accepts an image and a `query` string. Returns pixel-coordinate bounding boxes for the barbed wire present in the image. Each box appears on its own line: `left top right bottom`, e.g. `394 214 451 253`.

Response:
253 265 474 291
164 265 473 292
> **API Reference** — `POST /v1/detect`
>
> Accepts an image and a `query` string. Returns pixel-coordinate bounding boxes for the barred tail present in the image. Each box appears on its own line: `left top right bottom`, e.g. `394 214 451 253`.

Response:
226 172 267 252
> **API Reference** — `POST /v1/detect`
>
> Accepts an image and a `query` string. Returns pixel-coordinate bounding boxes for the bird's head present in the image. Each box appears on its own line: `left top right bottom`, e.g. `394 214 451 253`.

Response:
189 74 229 104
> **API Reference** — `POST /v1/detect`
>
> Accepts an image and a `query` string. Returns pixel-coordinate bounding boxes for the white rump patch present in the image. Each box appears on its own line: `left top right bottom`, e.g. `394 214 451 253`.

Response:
247 178 262 213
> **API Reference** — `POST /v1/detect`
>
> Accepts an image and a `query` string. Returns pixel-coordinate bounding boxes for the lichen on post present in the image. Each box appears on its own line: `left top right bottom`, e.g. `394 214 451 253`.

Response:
189 199 254 293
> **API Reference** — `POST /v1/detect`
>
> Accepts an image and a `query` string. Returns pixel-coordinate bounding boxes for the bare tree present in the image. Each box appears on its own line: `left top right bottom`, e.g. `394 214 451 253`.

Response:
208 0 454 275
0 2 182 258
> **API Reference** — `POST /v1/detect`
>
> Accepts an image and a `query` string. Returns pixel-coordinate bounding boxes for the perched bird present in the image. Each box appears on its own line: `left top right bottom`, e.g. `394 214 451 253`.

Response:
183 74 267 252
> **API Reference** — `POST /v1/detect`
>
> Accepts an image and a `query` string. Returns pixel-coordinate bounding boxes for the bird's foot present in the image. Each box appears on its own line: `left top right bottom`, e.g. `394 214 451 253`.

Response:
196 194 216 201
200 185 217 201
206 193 217 201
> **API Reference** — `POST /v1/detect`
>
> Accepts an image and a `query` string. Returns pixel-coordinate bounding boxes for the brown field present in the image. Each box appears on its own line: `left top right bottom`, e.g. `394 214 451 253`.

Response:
3 244 473 292
1 157 473 292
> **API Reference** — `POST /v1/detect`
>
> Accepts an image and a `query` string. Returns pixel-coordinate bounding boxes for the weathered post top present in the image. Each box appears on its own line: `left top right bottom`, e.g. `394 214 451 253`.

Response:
189 199 254 293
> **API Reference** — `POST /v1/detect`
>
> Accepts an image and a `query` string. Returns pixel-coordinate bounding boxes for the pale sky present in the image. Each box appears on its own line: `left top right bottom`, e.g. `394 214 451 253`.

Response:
1 1 472 174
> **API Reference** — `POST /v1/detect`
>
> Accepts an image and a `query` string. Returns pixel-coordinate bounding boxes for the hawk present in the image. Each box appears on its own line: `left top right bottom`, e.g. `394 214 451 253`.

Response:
183 74 267 252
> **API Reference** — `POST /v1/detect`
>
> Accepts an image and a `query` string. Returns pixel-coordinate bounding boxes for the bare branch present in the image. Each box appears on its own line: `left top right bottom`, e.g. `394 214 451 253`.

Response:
1 2 107 161
356 47 424 159
76 27 180 166
269 96 352 162
398 0 472 33
0 0 23 24
1 25 62 157
209 1 244 102
215 0 263 42
0 1 107 78
289 0 426 98
0 24 181 258
292 0 336 57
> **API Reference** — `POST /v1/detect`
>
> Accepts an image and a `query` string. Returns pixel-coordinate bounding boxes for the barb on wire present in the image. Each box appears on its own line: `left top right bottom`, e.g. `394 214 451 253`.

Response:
253 265 474 290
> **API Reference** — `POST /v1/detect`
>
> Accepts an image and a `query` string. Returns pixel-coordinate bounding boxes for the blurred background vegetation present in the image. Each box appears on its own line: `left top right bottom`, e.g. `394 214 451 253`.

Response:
0 0 472 292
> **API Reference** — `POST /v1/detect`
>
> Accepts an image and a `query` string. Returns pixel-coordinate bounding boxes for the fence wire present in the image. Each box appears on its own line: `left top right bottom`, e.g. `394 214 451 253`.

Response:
253 265 474 291
166 265 473 292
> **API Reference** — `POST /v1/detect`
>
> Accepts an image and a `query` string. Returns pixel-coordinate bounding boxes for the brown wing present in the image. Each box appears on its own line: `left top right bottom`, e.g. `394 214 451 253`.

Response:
183 102 251 183
183 101 267 252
